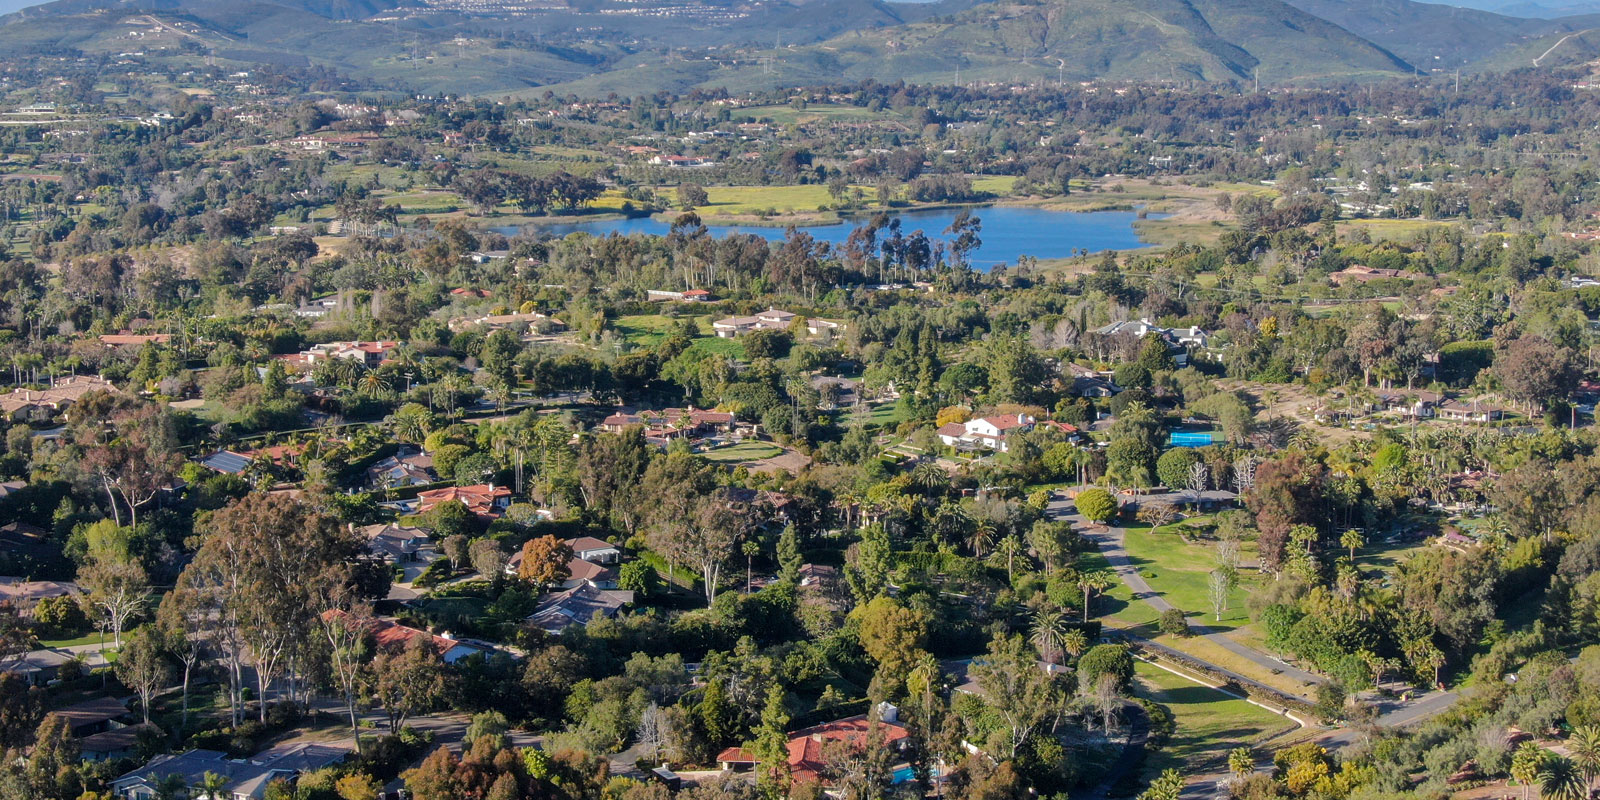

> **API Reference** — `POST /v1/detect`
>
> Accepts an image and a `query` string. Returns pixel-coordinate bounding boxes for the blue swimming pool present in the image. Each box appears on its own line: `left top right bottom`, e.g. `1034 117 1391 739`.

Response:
892 766 916 784
1168 432 1214 447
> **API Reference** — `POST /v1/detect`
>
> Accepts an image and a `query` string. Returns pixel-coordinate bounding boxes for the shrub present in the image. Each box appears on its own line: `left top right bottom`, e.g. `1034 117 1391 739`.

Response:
1158 608 1190 637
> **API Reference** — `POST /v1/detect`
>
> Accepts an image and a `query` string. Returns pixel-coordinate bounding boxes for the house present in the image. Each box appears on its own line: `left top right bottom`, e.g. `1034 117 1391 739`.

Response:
0 376 120 421
527 583 635 635
504 550 617 589
716 703 911 784
98 333 171 348
365 448 437 489
1437 399 1506 423
1328 264 1425 285
3 648 74 686
81 724 156 762
415 484 512 519
810 376 860 409
648 154 713 167
324 611 488 664
598 407 738 444
1093 319 1209 365
361 524 434 564
0 521 54 569
300 341 400 369
0 577 79 617
49 696 131 738
936 414 1037 453
565 536 622 564
199 450 253 475
447 311 564 334
110 743 351 800
1373 390 1443 419
711 308 801 337
646 289 712 302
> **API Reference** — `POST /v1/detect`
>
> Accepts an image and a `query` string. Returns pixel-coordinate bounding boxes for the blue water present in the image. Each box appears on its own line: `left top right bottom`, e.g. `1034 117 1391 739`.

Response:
892 766 916 784
1168 432 1214 447
493 205 1164 269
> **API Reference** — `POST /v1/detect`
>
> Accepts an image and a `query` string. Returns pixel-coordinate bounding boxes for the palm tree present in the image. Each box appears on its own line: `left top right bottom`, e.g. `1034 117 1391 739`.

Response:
1539 757 1587 800
1227 747 1254 780
996 535 1024 582
910 461 947 496
1511 742 1548 800
198 771 229 799
1567 725 1600 795
1078 569 1115 623
1030 608 1070 664
969 518 997 558
1340 528 1364 561
1061 628 1089 660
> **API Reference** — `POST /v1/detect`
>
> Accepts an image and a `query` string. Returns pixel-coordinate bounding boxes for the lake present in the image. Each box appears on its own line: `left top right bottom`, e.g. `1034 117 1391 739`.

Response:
492 205 1165 269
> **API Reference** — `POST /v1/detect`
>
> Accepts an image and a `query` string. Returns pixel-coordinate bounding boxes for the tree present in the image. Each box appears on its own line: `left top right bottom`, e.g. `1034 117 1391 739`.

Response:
76 541 147 648
81 405 183 528
156 587 210 731
1030 607 1071 664
516 535 574 588
1077 643 1134 694
1156 448 1201 492
1074 488 1116 524
1077 569 1115 623
335 774 383 800
751 686 792 797
777 523 803 584
1136 769 1184 800
853 595 929 692
618 561 659 595
1340 528 1364 561
1228 747 1254 779
320 604 375 734
368 637 444 733
185 493 369 725
1061 628 1089 660
1208 567 1237 622
26 713 78 798
469 538 507 581
845 523 892 602
115 628 170 724
1246 452 1327 575
676 183 709 210
972 634 1062 759
1539 757 1588 800
442 534 468 572
1567 726 1600 795
1495 334 1579 413
636 701 668 765
1511 741 1548 800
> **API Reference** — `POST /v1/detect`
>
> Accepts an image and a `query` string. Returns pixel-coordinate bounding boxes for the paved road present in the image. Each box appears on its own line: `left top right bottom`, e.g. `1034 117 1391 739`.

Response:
1059 503 1328 693
1044 492 1458 727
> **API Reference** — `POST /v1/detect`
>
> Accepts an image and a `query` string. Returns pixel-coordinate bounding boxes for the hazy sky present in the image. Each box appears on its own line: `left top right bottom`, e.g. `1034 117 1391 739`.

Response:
0 0 47 14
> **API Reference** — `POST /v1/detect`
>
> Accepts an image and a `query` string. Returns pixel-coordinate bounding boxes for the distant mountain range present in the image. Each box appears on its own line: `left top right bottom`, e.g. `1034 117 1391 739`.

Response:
0 0 1597 96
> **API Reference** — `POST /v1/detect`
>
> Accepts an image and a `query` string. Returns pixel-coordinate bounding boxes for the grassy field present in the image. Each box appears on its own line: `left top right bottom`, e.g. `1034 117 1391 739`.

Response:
700 441 784 462
691 184 851 216
613 314 746 358
37 632 110 649
1122 521 1256 632
736 103 904 125
1133 660 1296 776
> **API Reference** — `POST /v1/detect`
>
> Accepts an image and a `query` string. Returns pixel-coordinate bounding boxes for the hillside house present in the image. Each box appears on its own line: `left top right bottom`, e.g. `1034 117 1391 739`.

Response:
111 743 351 800
416 484 512 519
527 583 635 634
1436 399 1507 423
712 308 799 337
936 413 1037 453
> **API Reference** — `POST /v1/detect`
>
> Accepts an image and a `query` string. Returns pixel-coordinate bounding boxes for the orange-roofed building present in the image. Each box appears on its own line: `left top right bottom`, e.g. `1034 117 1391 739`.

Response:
716 704 911 784
416 484 512 519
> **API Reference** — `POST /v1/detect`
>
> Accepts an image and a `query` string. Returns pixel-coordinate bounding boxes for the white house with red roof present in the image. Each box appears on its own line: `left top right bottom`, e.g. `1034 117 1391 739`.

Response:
936 413 1037 453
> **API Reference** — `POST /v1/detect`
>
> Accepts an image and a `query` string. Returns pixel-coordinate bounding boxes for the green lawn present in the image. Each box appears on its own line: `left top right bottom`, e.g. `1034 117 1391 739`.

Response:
1133 660 1296 776
1122 522 1256 631
693 184 850 216
699 441 783 463
37 632 110 649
